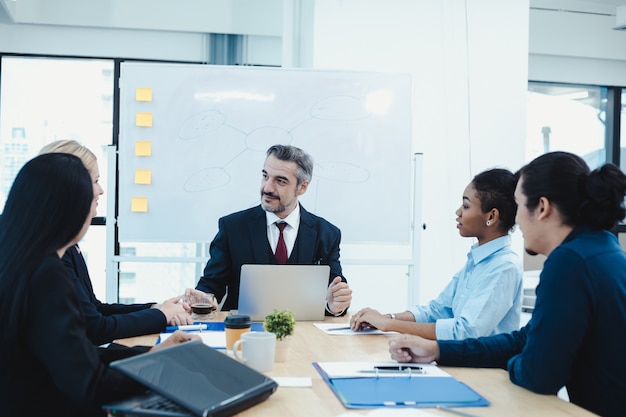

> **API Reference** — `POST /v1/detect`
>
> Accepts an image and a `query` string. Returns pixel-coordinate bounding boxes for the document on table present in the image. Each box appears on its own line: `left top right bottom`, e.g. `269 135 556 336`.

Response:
158 322 265 349
315 323 396 335
314 361 490 409
159 331 227 349
314 361 451 378
335 409 441 417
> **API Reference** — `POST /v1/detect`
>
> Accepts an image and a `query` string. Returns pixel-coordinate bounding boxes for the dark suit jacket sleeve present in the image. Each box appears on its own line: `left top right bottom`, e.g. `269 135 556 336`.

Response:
297 207 348 316
323 228 348 317
196 216 233 303
62 246 167 346
322 225 344 282
438 326 527 368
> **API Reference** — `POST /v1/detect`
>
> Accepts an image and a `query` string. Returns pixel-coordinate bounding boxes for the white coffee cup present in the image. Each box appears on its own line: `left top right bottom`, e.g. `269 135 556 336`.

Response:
233 331 276 372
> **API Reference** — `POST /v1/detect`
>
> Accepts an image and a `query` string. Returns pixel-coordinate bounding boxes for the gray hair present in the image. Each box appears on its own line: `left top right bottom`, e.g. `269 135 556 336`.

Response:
266 144 313 184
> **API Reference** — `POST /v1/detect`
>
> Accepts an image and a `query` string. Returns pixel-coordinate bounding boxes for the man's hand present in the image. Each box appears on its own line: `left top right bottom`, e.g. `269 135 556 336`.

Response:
149 330 200 352
183 288 219 311
388 334 440 364
326 276 352 314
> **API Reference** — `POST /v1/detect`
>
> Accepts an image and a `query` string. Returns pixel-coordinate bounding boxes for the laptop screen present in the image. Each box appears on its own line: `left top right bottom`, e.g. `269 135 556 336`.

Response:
238 264 330 321
108 341 277 416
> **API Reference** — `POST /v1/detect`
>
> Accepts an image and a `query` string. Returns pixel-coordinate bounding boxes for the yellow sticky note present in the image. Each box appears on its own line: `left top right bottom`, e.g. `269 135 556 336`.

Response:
136 88 153 102
135 169 152 185
131 197 148 213
136 112 153 127
135 141 152 156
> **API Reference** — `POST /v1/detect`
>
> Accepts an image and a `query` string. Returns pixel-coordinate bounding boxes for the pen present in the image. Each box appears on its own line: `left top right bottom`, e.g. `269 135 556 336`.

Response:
165 324 207 333
435 405 480 417
358 365 424 375
326 326 352 331
375 365 422 371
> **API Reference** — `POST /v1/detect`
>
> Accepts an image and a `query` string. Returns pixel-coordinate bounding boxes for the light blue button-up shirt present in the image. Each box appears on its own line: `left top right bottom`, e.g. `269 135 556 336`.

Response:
408 235 523 340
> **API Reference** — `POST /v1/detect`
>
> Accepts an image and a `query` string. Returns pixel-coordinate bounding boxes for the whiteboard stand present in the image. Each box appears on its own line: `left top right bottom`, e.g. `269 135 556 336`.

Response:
408 152 424 307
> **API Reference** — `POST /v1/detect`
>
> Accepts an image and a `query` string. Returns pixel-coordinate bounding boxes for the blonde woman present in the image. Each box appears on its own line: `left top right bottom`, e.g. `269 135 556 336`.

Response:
39 140 192 345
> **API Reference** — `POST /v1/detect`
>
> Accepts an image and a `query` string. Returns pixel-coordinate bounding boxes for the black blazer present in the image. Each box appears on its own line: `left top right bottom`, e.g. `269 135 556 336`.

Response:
2 254 146 416
62 245 166 345
196 205 345 312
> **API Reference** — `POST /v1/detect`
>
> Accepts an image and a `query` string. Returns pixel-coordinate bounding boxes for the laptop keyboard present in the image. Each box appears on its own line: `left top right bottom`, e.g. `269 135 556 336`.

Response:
142 394 192 415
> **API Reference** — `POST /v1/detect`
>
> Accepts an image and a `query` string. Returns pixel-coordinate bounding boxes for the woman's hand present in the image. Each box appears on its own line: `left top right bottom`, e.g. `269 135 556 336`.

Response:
149 330 200 352
157 295 193 326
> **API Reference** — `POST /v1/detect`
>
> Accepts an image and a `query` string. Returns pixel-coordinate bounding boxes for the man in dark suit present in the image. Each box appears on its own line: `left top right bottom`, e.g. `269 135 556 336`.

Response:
190 144 352 316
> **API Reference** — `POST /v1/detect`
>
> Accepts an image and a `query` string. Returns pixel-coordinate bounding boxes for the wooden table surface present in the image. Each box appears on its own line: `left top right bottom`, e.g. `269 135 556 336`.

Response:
116 313 597 417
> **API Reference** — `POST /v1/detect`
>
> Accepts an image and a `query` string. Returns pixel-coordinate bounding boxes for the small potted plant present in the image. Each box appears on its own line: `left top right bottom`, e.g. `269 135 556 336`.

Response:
264 309 295 361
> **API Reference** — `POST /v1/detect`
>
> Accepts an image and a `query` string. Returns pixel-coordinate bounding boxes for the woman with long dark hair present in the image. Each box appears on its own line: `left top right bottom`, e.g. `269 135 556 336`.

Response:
0 153 195 416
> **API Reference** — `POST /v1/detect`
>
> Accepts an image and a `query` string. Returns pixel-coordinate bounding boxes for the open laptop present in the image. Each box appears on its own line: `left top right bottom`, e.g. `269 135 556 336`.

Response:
238 264 330 321
102 341 278 417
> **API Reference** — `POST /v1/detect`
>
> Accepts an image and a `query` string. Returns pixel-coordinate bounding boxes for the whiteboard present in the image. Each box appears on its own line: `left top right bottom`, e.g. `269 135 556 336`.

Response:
118 63 412 244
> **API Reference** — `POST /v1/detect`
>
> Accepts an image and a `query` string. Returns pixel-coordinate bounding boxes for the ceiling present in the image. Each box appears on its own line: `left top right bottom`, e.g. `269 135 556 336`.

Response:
585 0 626 4
0 0 625 33
579 0 626 5
0 1 283 36
531 0 626 12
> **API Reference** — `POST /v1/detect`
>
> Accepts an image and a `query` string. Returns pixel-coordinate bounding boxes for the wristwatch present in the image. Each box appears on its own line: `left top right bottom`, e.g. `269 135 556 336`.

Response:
326 302 346 317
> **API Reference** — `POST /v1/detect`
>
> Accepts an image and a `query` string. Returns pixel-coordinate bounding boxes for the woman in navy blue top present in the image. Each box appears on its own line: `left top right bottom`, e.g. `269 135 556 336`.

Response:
389 151 626 417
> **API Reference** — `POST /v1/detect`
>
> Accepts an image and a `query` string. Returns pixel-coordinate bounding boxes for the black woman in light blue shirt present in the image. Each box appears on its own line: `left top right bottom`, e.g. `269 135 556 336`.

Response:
351 168 523 340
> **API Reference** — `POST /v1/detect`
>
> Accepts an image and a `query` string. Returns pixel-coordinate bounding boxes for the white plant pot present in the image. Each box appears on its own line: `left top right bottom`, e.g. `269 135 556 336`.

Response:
274 337 292 362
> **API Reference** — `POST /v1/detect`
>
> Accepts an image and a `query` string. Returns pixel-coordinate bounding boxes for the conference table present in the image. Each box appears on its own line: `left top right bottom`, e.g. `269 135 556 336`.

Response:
116 313 597 417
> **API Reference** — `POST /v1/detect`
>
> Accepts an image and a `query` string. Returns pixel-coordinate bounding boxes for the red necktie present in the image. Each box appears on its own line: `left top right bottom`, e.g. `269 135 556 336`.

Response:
275 222 288 264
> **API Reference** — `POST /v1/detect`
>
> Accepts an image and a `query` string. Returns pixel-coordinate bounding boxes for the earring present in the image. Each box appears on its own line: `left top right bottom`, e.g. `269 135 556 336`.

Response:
486 220 491 226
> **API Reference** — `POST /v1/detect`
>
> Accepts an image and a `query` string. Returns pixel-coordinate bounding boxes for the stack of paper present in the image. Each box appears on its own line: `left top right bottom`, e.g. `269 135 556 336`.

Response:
158 321 265 349
314 323 395 335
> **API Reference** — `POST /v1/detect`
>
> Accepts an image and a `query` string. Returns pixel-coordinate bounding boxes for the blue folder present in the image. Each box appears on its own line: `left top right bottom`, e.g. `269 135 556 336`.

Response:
313 363 490 409
193 321 265 331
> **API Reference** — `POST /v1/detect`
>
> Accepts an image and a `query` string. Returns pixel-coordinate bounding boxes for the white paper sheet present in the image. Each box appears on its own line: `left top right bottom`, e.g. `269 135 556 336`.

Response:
271 377 313 387
314 361 451 378
314 323 396 335
159 331 226 349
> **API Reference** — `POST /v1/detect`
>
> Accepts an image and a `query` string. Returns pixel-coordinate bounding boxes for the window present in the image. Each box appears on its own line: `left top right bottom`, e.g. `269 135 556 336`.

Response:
0 56 114 297
119 272 137 304
527 82 608 168
620 89 626 169
526 81 626 264
117 242 206 303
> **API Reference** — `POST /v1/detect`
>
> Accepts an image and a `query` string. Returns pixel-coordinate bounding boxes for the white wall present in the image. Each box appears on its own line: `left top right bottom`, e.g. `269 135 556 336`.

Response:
294 0 529 307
